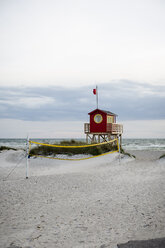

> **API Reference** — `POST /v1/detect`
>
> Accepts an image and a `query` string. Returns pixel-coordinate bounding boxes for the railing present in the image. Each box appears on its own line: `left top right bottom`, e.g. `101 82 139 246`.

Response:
84 123 90 133
84 123 123 134
107 123 123 134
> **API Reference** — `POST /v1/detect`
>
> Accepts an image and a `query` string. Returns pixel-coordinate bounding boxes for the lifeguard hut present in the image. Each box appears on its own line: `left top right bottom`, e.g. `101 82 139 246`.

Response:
84 86 123 144
84 108 123 143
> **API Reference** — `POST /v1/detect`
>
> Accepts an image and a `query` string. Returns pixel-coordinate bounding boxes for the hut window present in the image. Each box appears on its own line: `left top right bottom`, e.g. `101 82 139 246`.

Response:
107 116 113 123
94 114 103 124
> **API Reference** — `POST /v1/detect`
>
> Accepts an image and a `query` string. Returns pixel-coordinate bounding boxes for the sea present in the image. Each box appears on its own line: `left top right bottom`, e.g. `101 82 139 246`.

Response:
0 138 165 151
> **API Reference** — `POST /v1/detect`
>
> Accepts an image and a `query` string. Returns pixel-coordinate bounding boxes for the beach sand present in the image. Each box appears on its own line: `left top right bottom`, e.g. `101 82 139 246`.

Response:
0 149 165 248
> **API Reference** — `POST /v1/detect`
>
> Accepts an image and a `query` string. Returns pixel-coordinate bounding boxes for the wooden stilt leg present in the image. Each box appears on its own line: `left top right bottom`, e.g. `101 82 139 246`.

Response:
120 135 122 150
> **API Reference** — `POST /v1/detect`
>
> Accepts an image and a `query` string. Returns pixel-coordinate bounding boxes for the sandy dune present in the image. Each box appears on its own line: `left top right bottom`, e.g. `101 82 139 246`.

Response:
0 150 165 248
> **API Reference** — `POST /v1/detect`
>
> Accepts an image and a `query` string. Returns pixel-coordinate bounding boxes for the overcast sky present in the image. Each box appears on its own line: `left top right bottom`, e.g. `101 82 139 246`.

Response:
0 0 165 138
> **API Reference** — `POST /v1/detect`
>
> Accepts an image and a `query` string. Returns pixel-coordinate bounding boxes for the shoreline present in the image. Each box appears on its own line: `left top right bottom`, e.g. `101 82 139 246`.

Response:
0 149 165 248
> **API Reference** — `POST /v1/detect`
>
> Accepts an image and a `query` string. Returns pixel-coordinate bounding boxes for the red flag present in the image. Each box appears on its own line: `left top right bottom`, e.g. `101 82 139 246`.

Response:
93 88 97 95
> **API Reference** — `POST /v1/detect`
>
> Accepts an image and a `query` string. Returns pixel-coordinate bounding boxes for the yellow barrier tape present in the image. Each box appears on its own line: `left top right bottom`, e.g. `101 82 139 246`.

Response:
29 149 119 161
28 138 119 161
29 138 117 148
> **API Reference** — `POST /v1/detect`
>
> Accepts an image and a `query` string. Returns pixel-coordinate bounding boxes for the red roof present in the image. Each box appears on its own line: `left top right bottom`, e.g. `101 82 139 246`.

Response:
88 108 117 116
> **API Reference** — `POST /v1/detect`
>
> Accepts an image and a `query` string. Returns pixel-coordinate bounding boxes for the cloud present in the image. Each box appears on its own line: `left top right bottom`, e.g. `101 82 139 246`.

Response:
0 0 165 87
0 81 165 122
0 96 55 109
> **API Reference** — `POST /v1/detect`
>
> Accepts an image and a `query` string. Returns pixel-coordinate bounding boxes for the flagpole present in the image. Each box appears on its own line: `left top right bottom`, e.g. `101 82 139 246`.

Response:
96 85 98 109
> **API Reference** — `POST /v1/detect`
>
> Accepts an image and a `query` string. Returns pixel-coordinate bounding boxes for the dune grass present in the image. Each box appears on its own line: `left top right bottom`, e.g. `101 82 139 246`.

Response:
0 146 17 152
159 154 165 159
120 147 136 158
29 139 118 157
